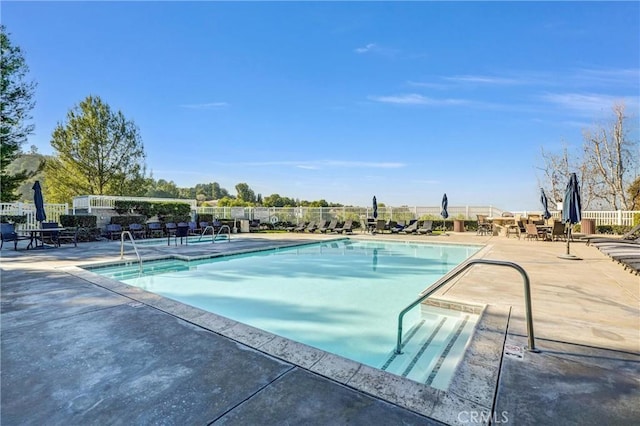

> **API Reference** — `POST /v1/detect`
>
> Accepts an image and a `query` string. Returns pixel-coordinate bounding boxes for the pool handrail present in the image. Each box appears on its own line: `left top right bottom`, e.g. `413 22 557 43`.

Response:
198 224 231 243
395 258 538 355
216 225 231 242
120 230 143 272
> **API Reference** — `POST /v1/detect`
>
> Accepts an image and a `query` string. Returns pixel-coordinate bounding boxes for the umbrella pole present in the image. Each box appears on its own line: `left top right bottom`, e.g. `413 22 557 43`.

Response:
558 224 581 260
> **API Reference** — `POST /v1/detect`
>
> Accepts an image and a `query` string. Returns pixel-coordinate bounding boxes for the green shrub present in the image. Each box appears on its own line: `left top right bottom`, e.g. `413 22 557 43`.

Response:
0 215 27 224
59 215 97 228
110 215 145 227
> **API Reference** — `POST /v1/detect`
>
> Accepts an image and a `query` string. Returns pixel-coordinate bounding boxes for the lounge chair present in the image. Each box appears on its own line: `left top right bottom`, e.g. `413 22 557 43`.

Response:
319 219 338 233
399 221 419 234
391 221 405 233
585 223 640 246
0 223 30 250
291 222 309 232
334 220 353 234
311 220 327 232
249 219 261 232
417 220 433 235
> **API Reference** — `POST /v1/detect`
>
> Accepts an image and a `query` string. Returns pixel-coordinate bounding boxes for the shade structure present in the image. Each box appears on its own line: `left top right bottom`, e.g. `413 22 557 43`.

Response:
372 196 378 219
540 188 552 220
441 193 449 235
32 181 46 223
559 173 582 260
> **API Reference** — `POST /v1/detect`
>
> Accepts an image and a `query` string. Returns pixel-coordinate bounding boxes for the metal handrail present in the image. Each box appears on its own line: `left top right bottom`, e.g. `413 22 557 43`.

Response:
395 258 538 355
216 225 231 242
120 231 143 272
198 225 215 243
197 225 231 243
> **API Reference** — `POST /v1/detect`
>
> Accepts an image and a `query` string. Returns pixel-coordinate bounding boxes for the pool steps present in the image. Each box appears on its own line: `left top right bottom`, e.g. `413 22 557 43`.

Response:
382 307 477 389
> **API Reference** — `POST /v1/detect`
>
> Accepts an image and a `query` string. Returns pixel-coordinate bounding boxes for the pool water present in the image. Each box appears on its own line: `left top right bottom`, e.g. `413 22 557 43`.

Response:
88 239 481 389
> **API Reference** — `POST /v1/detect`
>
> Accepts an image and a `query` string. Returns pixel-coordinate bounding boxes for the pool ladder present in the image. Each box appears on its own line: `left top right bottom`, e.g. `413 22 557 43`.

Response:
120 231 143 272
395 259 538 355
198 225 231 243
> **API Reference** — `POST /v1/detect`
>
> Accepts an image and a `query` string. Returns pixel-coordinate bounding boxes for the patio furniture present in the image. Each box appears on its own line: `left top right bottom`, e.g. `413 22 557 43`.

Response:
147 222 164 238
0 223 30 250
417 220 433 235
334 220 353 234
106 224 123 241
128 223 146 239
477 215 492 236
319 219 338 233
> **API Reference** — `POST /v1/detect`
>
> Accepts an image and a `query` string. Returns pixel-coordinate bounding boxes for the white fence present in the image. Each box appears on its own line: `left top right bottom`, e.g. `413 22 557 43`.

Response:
0 202 69 230
72 195 197 213
4 198 638 230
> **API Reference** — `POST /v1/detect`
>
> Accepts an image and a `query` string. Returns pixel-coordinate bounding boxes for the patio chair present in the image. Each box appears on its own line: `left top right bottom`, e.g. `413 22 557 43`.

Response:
319 219 338 233
187 221 198 235
165 222 178 237
391 221 406 233
550 221 567 241
170 222 190 245
199 221 210 234
106 224 123 241
128 223 146 239
249 219 261 232
374 219 386 234
524 223 545 241
334 220 353 234
417 220 433 235
0 223 30 250
477 215 492 236
147 222 164 238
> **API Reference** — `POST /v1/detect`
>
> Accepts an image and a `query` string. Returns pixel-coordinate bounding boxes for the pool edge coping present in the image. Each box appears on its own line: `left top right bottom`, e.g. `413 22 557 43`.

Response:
62 241 509 425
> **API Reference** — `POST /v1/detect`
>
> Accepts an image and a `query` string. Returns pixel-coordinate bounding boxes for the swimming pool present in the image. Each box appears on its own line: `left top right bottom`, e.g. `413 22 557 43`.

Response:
88 239 482 390
125 235 230 246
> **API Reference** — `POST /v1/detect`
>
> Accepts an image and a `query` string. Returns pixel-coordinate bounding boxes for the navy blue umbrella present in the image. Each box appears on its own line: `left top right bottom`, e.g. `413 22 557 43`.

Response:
32 181 46 224
540 188 551 220
372 196 378 220
560 173 582 259
441 193 449 234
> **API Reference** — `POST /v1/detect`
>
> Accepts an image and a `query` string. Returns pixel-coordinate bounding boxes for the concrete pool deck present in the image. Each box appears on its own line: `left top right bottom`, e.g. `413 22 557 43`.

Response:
1 231 638 425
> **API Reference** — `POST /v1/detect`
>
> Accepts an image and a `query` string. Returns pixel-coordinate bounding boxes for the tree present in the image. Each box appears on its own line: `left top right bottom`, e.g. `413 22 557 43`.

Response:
235 182 256 204
538 102 638 210
45 95 148 203
582 103 637 210
628 176 640 210
0 25 38 202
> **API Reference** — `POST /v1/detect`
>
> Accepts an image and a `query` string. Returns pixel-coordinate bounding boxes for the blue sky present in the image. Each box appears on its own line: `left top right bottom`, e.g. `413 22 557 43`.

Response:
4 1 639 210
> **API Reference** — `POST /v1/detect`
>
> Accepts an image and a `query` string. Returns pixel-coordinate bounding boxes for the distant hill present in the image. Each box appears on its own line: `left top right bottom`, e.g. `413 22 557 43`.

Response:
6 153 47 202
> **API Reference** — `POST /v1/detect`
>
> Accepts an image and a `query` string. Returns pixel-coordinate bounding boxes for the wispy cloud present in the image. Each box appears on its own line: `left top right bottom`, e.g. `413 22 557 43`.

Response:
179 102 229 109
368 93 470 106
406 80 449 90
539 92 636 115
354 43 378 53
443 74 523 85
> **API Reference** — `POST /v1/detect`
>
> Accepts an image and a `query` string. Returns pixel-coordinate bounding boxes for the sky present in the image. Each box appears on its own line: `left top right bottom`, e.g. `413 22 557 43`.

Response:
3 1 639 211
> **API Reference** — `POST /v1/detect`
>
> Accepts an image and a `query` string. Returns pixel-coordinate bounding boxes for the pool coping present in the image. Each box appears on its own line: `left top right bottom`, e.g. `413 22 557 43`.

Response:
62 239 510 424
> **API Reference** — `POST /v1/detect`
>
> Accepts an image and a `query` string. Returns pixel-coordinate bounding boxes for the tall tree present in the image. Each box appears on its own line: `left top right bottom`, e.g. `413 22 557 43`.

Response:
235 182 256 203
538 102 638 210
45 95 148 203
582 103 637 210
0 25 38 202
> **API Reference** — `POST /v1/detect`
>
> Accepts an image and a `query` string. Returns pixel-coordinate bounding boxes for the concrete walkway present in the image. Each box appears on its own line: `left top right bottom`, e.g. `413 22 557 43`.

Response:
1 231 638 425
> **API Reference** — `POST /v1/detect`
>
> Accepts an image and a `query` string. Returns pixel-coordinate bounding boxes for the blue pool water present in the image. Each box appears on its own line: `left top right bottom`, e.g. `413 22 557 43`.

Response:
88 239 481 389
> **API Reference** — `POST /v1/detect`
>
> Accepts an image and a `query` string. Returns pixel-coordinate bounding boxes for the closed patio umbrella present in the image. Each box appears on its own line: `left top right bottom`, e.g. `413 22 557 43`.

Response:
32 181 46 225
372 196 378 219
441 193 449 235
559 173 582 260
540 188 551 220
